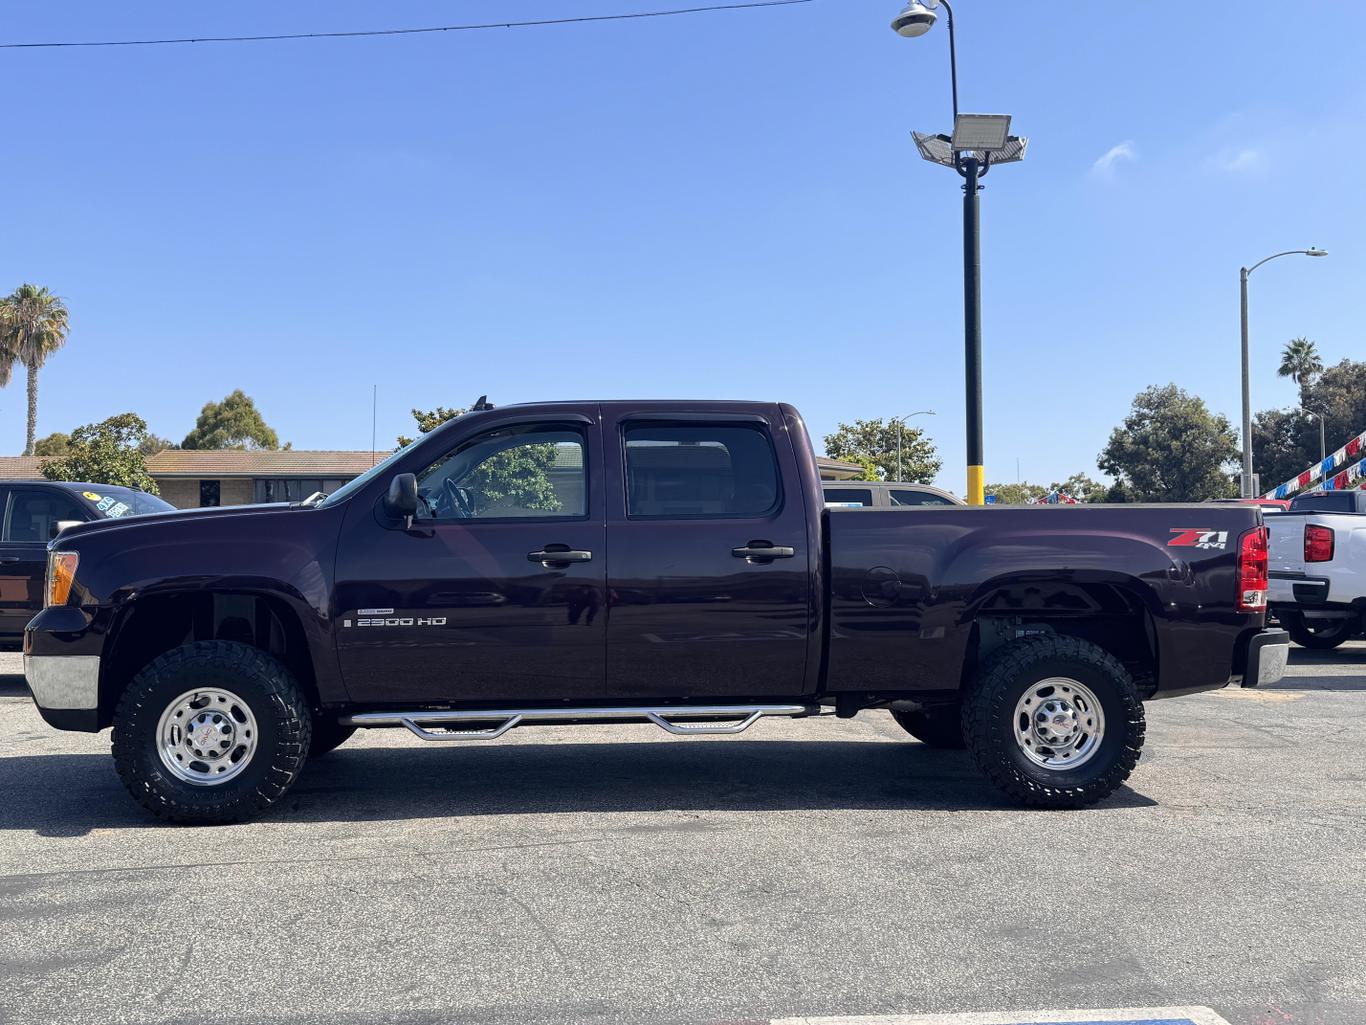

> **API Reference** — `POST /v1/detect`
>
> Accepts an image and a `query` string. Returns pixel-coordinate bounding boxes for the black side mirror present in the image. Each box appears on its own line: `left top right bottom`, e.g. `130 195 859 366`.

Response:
384 473 419 528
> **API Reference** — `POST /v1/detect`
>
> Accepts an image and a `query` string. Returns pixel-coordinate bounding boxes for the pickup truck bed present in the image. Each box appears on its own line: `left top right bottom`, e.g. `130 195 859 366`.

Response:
23 399 1287 823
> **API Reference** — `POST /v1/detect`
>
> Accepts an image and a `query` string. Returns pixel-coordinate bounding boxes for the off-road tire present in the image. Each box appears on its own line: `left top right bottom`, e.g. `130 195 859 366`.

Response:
890 708 966 749
309 719 357 758
963 634 1144 810
1283 613 1356 650
112 641 312 824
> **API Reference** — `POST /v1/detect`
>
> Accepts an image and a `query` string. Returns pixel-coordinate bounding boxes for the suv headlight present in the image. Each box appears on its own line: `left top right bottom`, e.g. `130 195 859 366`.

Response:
46 551 79 607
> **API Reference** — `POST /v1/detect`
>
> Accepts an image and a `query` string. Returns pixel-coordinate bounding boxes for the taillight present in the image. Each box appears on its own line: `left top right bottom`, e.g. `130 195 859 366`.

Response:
1304 524 1335 563
46 551 79 608
1237 526 1268 613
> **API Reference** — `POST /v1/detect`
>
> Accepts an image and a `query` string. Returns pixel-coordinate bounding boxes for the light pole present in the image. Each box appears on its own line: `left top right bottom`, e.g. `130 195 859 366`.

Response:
892 1 1027 506
1239 247 1327 496
1302 408 1327 463
891 410 936 480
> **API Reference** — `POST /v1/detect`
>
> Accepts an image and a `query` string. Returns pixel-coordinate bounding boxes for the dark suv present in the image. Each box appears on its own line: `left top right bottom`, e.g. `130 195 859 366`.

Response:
0 481 172 641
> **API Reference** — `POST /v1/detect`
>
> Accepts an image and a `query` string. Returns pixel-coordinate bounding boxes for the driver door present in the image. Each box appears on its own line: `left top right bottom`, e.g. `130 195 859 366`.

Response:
333 411 607 705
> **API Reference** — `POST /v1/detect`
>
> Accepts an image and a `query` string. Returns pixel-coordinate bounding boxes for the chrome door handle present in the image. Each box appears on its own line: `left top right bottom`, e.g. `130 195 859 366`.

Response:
732 542 795 564
528 546 592 568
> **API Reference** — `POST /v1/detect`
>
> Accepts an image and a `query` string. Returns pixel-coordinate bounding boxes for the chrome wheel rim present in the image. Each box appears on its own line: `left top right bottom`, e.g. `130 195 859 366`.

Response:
156 688 259 786
1012 677 1104 770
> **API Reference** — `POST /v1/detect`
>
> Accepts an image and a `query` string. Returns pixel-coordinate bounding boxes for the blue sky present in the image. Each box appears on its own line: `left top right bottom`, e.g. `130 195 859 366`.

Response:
3 1 1362 492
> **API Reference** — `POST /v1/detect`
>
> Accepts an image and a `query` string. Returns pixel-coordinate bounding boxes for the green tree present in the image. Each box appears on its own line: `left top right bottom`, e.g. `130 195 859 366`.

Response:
33 431 71 457
1053 472 1110 503
397 406 466 448
985 481 1048 504
1253 359 1366 493
1277 337 1323 405
40 413 159 493
823 418 941 483
139 433 176 456
0 284 71 456
1099 384 1239 501
182 390 283 450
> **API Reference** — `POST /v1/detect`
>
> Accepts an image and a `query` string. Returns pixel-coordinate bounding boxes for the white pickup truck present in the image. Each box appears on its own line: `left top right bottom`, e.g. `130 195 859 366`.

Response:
1268 490 1366 648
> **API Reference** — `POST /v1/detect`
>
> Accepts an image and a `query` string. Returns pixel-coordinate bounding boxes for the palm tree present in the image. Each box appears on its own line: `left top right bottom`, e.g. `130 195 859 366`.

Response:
1277 336 1323 405
0 284 70 455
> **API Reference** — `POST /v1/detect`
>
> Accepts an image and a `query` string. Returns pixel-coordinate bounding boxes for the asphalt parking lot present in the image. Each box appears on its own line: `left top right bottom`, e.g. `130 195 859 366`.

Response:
2 646 1364 1025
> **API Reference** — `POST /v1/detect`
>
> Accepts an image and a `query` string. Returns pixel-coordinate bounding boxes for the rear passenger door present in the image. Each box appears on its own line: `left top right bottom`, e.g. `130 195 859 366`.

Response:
602 410 811 698
0 487 91 638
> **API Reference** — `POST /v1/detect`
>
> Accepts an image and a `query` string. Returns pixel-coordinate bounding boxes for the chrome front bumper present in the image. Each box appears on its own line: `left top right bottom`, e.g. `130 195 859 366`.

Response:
24 654 100 710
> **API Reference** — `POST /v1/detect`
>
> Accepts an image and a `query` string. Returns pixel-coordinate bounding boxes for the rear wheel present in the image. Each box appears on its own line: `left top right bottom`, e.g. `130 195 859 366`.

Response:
963 634 1144 809
111 641 312 824
890 707 966 749
1283 614 1356 650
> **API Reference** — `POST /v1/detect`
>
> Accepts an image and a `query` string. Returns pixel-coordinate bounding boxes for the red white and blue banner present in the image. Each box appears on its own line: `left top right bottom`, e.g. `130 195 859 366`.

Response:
1263 427 1366 499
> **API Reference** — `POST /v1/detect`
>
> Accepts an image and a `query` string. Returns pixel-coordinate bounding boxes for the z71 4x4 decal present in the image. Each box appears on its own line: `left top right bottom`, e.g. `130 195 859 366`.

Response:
1168 529 1229 550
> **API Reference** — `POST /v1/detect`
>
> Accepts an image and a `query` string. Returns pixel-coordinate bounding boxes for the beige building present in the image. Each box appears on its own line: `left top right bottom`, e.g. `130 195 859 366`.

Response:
0 450 865 508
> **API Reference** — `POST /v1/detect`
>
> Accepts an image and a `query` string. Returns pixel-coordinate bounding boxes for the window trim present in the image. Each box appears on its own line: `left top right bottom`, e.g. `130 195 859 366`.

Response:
619 419 785 522
413 421 592 525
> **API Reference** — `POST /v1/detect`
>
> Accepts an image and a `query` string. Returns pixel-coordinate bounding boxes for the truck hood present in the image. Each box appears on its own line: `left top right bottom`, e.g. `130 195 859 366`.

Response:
55 502 296 542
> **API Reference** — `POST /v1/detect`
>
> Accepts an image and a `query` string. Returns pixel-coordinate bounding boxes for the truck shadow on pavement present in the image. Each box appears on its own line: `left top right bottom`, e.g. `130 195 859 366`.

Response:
0 739 1157 836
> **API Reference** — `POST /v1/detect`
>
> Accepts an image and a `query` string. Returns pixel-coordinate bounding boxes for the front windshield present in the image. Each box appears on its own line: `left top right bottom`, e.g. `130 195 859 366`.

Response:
318 438 422 508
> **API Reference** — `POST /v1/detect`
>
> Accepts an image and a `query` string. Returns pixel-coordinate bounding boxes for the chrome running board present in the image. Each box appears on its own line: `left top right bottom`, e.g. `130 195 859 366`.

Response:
341 704 812 742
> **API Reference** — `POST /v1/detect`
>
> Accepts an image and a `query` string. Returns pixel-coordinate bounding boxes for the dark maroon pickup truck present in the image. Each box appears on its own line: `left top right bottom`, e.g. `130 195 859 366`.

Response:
24 400 1287 822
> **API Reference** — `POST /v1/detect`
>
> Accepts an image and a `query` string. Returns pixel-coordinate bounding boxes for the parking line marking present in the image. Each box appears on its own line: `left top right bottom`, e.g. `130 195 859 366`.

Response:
770 1007 1233 1025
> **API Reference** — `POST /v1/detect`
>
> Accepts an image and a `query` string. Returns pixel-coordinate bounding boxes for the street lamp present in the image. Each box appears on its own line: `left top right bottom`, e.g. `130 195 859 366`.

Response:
891 410 936 481
1302 408 1327 463
1239 247 1327 496
894 0 1027 506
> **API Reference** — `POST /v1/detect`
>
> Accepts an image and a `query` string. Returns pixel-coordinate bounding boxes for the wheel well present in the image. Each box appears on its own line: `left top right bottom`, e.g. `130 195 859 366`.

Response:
970 586 1158 698
99 592 320 728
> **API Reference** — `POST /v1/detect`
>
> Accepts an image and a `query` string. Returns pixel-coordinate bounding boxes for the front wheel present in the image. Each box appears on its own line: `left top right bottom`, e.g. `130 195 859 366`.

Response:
111 641 312 824
1283 614 1356 650
963 634 1144 809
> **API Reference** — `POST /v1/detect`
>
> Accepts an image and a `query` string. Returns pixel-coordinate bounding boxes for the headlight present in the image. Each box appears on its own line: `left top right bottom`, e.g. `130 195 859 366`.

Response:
46 551 79 607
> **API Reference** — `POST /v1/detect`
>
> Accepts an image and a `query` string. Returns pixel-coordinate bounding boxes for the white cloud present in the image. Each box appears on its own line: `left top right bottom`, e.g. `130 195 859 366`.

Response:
1091 140 1137 177
1210 146 1263 174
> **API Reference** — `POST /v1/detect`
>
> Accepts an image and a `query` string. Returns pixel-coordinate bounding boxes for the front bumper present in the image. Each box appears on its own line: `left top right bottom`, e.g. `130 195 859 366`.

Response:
1241 628 1289 688
24 605 105 732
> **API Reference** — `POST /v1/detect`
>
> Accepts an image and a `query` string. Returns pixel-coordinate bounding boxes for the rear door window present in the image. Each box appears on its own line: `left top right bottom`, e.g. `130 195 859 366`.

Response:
624 423 780 518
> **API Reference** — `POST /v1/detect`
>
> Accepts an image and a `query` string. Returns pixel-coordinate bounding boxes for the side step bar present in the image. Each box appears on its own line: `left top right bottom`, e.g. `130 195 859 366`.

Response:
341 704 813 742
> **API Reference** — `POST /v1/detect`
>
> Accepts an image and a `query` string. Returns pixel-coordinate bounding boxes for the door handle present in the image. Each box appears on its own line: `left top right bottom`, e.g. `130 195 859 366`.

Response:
528 546 592 568
732 541 796 564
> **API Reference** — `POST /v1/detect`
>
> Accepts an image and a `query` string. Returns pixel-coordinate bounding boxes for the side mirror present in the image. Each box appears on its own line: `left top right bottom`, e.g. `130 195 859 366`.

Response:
50 520 83 540
384 473 419 528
